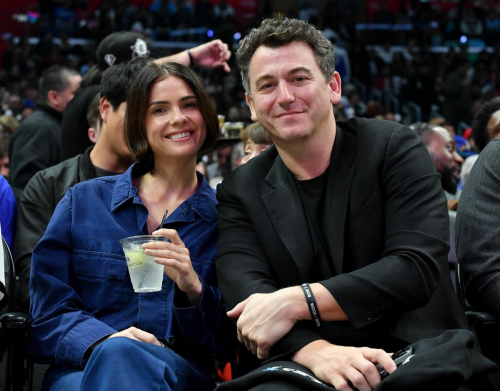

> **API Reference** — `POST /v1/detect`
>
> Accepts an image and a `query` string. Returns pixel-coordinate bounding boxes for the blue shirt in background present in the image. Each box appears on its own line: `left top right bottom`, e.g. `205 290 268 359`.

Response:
0 175 17 249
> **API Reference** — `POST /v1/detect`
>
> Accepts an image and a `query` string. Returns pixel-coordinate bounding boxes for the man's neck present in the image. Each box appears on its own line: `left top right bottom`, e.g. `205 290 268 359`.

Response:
90 142 133 174
275 123 336 181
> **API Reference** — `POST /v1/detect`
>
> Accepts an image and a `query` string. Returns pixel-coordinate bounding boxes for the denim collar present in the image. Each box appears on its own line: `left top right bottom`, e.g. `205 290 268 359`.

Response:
111 163 217 224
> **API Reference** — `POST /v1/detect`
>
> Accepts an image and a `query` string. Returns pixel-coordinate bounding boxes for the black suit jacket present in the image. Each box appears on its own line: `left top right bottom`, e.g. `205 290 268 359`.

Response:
216 118 467 362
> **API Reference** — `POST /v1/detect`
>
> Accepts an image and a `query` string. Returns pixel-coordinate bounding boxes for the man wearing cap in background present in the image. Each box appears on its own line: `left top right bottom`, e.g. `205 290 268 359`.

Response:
60 31 231 161
9 65 81 199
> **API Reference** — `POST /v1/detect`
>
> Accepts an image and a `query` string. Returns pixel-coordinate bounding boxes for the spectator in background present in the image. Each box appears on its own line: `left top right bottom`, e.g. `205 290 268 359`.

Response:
9 66 81 196
14 59 143 309
240 122 273 165
442 60 474 129
471 97 500 152
0 134 10 181
456 138 500 367
410 122 464 211
0 175 16 249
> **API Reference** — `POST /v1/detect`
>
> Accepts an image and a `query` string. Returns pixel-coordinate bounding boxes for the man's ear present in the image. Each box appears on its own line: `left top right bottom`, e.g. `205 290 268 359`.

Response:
329 72 342 105
245 93 258 122
88 127 98 143
47 90 60 108
100 97 111 124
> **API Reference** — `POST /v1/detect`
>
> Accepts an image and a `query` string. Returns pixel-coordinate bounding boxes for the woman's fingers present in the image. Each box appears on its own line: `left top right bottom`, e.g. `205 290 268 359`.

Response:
152 228 185 247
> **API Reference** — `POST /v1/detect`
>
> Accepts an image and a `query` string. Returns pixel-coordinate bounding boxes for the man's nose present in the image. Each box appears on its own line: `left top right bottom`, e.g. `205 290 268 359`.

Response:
277 83 295 105
454 151 464 165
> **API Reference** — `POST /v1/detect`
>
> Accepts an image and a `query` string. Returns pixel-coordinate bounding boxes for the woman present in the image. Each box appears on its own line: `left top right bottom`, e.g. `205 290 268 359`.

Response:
29 62 228 391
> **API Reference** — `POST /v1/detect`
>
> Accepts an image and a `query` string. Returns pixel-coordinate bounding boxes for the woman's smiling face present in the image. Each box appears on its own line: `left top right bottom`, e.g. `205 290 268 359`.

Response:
145 75 206 163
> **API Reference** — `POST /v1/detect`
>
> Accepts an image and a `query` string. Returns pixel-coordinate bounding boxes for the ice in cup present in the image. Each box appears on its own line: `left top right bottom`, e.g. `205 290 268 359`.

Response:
120 235 168 293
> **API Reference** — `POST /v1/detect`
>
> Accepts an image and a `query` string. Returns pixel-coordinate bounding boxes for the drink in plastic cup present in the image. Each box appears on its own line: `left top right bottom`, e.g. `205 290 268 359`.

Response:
120 235 167 293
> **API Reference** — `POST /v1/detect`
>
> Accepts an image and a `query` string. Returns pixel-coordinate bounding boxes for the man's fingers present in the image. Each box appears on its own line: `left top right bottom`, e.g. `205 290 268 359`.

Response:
364 348 397 375
342 367 371 391
227 297 249 318
256 345 270 360
352 359 380 389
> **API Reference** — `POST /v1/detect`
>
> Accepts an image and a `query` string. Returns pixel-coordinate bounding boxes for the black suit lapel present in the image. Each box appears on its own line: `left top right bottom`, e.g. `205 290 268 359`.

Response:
324 126 356 275
262 154 315 284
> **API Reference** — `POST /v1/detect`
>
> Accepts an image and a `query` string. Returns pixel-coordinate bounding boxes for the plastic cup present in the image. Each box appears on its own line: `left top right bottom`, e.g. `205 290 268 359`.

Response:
119 235 168 293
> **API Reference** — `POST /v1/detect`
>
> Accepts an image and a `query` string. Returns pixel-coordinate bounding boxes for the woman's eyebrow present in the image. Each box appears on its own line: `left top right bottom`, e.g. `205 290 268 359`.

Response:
147 95 196 107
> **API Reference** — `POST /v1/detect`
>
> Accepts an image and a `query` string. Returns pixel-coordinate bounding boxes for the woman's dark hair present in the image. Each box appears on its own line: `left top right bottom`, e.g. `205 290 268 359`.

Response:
126 61 219 168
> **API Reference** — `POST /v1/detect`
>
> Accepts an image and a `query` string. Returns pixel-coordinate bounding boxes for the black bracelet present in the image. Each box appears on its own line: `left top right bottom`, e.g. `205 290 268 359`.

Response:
301 283 324 337
186 49 194 66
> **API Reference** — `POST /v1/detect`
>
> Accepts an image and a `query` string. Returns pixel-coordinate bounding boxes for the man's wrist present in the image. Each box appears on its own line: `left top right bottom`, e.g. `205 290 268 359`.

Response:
279 286 310 320
292 339 331 368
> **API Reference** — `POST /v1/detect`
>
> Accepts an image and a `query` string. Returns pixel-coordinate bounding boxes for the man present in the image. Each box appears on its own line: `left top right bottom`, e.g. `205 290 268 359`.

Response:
471 97 500 152
0 133 10 180
215 18 472 390
14 59 143 308
60 31 231 161
9 66 81 194
456 138 500 366
410 122 464 211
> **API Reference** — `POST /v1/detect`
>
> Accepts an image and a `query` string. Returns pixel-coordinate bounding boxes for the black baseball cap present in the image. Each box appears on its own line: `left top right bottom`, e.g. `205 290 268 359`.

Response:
96 32 150 70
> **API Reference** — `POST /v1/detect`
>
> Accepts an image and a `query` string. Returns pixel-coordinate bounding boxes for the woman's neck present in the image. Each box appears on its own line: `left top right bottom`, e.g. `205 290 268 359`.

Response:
137 157 199 233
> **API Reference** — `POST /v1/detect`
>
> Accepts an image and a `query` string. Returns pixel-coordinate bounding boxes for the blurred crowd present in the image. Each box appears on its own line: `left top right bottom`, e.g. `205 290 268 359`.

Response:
1 0 500 186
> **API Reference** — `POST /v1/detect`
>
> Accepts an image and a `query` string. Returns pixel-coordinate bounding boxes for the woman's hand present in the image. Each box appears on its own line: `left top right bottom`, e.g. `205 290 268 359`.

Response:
143 228 202 305
108 326 162 345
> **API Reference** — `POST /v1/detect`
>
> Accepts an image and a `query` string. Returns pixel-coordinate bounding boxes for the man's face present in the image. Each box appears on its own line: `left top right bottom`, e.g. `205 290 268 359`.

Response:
101 100 132 161
427 127 464 194
486 109 500 141
57 74 82 112
245 41 341 144
105 102 132 159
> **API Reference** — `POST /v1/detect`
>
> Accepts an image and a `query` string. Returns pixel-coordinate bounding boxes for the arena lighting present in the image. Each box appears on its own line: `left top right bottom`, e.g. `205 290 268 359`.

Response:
460 35 468 44
233 32 241 40
207 30 214 38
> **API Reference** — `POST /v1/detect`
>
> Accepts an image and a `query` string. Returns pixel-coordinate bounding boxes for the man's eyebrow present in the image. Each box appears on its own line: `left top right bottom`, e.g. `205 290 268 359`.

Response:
254 74 274 88
254 67 314 87
147 95 196 107
289 67 313 76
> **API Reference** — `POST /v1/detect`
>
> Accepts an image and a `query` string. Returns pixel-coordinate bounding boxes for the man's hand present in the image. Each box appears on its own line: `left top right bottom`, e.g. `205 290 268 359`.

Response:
293 340 397 391
227 287 304 359
190 39 231 72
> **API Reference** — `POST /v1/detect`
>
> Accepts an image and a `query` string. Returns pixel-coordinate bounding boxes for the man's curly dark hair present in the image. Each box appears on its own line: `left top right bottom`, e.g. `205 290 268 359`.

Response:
471 97 500 152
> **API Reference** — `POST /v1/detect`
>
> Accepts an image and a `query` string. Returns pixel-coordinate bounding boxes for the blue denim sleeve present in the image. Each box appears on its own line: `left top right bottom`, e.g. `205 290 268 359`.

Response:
172 276 228 357
28 191 117 369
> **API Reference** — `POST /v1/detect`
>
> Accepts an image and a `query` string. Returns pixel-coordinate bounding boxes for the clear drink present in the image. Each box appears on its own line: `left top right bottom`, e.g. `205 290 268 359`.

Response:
120 235 168 293
123 249 164 292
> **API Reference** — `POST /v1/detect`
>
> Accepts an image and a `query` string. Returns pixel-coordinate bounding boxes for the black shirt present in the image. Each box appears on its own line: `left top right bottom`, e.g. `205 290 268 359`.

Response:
294 167 335 281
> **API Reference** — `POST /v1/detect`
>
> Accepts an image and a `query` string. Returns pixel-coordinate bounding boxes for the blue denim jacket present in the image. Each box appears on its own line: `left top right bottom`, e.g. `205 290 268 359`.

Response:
29 164 226 369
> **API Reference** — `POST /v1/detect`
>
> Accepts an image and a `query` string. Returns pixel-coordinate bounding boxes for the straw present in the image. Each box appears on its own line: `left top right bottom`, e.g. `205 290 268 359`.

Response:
159 209 169 228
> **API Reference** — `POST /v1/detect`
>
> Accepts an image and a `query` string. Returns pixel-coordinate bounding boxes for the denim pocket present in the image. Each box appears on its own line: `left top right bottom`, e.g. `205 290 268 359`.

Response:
72 250 128 323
